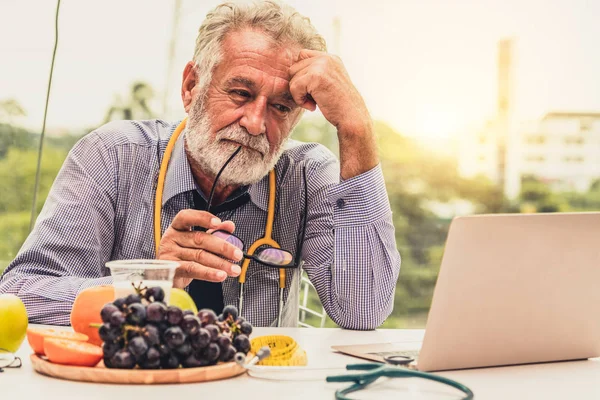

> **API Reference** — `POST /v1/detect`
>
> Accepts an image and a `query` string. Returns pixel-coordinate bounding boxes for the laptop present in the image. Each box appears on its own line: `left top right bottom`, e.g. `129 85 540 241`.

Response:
333 212 600 371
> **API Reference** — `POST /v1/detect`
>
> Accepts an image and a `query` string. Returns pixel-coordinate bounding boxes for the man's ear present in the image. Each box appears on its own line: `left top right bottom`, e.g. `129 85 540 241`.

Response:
181 61 197 113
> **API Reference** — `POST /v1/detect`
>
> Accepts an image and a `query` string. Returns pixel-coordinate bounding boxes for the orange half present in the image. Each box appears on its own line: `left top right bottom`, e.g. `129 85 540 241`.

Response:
27 327 88 355
44 338 103 367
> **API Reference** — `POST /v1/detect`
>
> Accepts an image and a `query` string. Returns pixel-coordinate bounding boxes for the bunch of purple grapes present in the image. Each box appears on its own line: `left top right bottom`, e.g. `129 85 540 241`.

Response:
98 286 253 369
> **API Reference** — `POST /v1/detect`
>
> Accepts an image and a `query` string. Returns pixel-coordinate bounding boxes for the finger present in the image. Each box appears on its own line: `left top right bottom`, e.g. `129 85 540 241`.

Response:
206 220 235 234
175 261 228 282
174 247 241 277
289 73 318 111
214 220 235 233
289 56 318 78
171 230 243 261
170 209 221 231
297 48 326 61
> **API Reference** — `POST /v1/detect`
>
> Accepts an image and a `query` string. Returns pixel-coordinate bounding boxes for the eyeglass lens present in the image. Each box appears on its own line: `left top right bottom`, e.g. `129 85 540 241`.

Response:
212 230 244 249
211 231 293 266
255 248 293 265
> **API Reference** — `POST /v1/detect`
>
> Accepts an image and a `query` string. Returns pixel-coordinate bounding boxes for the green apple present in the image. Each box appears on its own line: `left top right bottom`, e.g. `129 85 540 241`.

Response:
169 288 198 314
0 294 28 353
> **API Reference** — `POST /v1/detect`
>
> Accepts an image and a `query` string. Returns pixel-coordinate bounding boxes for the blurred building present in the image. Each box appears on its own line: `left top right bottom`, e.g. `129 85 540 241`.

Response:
518 112 600 192
458 39 600 198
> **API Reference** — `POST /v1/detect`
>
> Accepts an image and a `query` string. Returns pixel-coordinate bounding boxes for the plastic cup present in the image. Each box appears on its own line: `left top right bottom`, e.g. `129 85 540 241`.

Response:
105 259 180 303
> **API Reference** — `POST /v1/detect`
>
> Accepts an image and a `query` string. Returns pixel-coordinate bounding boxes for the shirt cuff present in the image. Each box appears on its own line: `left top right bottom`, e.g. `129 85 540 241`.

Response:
327 164 392 227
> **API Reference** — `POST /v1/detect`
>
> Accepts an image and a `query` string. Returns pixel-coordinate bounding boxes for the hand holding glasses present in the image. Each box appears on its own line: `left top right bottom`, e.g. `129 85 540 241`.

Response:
204 146 307 273
206 147 308 324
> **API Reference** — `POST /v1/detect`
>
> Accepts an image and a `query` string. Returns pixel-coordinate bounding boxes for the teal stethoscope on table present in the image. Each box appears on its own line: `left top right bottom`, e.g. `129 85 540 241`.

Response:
237 349 474 399
327 355 474 399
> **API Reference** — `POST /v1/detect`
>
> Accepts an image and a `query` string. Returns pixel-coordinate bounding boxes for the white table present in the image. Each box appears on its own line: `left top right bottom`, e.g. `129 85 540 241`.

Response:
5 326 600 399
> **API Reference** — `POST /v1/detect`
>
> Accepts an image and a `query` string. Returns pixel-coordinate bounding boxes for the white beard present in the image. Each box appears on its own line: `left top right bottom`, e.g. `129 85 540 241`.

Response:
185 99 287 186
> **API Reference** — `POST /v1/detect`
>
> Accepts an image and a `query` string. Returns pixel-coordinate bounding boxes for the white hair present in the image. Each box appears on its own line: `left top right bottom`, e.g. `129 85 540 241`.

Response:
192 0 327 99
185 1 325 186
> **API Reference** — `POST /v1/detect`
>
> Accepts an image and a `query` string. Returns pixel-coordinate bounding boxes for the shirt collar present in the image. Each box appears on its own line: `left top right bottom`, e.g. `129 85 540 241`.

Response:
161 124 270 212
248 173 269 212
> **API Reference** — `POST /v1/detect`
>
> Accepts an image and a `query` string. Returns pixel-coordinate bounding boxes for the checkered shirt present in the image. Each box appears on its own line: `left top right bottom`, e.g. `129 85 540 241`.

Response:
0 120 400 329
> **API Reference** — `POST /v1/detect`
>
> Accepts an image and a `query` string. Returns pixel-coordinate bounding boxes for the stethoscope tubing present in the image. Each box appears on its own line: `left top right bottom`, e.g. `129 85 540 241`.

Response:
328 364 474 400
154 119 287 326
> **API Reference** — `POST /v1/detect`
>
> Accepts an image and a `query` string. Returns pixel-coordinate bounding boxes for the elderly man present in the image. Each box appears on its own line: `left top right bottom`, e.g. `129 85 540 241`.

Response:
0 1 400 329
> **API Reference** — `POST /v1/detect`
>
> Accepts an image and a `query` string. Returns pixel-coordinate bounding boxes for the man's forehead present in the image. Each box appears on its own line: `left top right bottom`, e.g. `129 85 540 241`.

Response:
220 29 301 67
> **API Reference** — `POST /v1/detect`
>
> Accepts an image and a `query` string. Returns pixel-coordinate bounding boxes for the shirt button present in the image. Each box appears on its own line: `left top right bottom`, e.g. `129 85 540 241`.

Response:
336 198 346 209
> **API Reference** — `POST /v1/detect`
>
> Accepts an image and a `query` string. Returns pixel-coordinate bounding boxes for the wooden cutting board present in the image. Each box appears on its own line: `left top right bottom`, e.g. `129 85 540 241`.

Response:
30 354 247 384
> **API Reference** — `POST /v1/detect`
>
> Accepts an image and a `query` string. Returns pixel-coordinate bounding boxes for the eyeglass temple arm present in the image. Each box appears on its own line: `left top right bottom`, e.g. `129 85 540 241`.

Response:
191 146 243 235
294 165 308 266
206 146 242 213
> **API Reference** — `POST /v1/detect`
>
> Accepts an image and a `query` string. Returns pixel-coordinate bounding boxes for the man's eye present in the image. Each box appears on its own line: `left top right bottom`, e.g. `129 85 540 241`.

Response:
231 90 251 98
273 104 291 113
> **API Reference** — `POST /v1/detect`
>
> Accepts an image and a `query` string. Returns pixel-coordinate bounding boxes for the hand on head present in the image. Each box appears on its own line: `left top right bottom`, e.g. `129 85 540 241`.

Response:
288 49 371 136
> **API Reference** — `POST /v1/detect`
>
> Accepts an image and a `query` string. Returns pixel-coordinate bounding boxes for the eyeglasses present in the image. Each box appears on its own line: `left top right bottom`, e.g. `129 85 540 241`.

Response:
0 348 22 372
205 146 308 270
212 229 298 268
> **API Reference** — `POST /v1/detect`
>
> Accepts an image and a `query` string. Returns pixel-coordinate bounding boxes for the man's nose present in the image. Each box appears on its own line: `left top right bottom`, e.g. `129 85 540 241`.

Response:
239 98 267 136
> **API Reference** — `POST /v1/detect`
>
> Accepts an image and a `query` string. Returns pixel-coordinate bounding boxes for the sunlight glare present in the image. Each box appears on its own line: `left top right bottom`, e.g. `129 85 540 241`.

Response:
417 109 462 139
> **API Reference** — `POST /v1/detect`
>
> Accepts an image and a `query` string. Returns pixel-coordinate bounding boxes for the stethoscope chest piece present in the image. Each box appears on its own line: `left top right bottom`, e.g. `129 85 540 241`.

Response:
383 355 415 366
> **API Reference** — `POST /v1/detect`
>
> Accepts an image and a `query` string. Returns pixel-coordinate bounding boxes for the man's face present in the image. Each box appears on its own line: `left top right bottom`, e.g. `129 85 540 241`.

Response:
185 29 303 186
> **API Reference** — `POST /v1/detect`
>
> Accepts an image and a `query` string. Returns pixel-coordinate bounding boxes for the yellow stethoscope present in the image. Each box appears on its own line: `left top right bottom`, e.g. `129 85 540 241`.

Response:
153 119 289 326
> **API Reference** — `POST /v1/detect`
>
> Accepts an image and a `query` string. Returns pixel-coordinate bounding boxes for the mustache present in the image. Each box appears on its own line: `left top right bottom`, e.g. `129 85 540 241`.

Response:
216 125 270 156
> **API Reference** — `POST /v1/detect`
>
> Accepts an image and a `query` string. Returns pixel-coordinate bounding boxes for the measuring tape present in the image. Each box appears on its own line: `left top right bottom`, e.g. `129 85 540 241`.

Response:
250 335 308 366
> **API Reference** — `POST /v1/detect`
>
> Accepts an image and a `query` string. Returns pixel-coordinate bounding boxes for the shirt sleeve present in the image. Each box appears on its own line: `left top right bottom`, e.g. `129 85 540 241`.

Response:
0 132 117 325
301 157 401 330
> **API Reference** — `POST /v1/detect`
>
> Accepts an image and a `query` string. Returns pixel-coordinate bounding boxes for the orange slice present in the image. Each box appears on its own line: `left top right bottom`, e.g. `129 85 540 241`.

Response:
44 338 103 367
27 327 88 355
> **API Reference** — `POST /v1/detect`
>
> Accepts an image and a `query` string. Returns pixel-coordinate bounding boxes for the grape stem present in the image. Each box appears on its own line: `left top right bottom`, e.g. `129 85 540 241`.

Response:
217 314 242 338
121 325 145 346
131 281 148 297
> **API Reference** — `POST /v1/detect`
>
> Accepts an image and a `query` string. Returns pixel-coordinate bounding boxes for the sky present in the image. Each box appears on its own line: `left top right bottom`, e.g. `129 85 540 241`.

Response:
2 0 600 140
